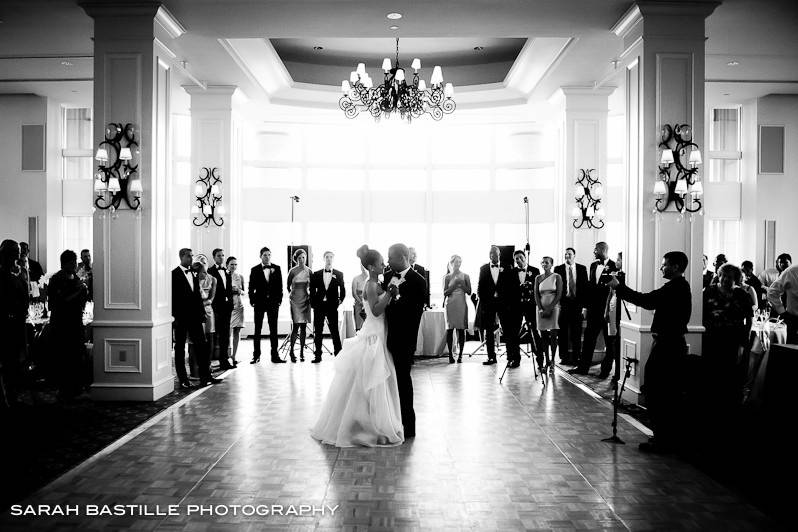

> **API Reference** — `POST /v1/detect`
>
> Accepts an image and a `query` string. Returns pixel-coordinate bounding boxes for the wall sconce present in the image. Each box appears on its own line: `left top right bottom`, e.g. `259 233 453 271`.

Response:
571 169 605 229
191 167 225 227
654 123 703 214
94 123 142 215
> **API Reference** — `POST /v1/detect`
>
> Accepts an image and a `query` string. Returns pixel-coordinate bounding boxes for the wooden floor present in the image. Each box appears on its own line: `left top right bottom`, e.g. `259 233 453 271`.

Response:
0 344 775 531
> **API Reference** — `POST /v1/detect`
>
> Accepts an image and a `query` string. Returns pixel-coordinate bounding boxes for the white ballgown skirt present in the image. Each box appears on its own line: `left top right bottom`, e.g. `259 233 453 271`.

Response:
310 301 404 447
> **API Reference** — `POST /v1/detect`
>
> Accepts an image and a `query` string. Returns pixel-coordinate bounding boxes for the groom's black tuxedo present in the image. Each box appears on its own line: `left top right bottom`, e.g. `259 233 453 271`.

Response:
382 267 426 438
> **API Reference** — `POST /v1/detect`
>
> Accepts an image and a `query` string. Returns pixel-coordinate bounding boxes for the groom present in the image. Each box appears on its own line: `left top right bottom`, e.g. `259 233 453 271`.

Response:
383 243 426 439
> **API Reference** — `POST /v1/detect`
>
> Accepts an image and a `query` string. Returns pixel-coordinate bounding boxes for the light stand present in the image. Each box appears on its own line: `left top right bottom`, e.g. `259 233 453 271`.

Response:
602 356 638 444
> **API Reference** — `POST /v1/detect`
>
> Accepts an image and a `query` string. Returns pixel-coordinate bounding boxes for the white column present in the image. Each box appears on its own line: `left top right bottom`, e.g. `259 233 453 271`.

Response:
184 86 239 258
554 87 614 258
612 1 717 400
83 2 183 401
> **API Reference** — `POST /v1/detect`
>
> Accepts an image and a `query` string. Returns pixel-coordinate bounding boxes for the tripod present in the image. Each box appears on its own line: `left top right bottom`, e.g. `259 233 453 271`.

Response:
601 356 638 444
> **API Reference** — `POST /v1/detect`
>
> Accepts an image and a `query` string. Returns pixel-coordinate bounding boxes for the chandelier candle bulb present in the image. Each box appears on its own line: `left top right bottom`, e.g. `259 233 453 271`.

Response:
593 184 603 199
689 149 702 166
418 79 427 91
382 58 391 71
586 206 595 218
217 204 226 215
571 206 581 218
431 66 443 85
107 177 121 193
356 63 366 76
674 178 688 195
395 68 405 82
654 180 668 196
191 205 199 214
94 179 106 192
691 180 703 196
574 185 585 199
444 83 454 97
341 80 349 93
211 184 220 196
202 204 211 215
349 71 358 83
194 184 204 196
129 179 143 194
411 58 421 71
119 147 132 160
95 147 108 161
660 150 674 165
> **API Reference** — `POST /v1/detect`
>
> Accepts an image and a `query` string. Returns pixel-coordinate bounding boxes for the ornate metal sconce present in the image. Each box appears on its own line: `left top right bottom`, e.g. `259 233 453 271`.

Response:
572 169 605 229
93 123 142 214
654 123 703 214
192 167 225 227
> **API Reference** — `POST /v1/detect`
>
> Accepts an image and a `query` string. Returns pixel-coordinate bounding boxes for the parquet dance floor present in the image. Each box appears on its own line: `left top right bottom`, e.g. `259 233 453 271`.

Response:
1 351 775 531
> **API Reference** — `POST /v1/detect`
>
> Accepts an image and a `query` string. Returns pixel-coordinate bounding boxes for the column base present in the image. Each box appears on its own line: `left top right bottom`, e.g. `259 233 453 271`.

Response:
90 374 174 401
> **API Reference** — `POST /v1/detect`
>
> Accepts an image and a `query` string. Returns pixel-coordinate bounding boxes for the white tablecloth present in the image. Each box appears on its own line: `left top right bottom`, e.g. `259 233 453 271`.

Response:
415 308 448 357
338 309 357 340
745 320 788 405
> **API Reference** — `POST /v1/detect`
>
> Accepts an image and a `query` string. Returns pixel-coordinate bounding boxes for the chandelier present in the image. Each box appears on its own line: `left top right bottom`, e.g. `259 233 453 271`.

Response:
339 38 455 122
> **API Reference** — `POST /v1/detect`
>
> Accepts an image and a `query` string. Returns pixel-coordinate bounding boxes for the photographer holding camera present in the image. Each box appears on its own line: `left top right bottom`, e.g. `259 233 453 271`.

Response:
607 250 692 453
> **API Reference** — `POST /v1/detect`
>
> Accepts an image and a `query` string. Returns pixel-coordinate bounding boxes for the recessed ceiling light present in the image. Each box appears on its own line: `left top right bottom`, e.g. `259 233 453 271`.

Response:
313 46 323 51
60 60 73 67
727 60 739 66
723 93 730 96
386 12 402 20
473 46 484 51
389 25 399 30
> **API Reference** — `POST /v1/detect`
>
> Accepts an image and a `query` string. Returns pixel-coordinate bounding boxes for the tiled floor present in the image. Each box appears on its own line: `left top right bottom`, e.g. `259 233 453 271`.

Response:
0 344 777 531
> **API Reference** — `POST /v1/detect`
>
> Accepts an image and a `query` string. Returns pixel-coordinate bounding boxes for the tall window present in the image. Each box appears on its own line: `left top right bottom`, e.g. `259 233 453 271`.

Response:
705 107 742 263
61 107 93 257
239 120 558 305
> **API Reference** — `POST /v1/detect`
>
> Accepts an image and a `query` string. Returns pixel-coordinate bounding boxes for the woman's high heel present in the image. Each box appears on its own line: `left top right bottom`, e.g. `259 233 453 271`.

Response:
290 352 297 363
457 354 462 363
448 354 455 364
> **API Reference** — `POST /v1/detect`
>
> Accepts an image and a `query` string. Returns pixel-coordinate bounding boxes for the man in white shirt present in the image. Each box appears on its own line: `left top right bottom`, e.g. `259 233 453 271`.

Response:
768 263 798 343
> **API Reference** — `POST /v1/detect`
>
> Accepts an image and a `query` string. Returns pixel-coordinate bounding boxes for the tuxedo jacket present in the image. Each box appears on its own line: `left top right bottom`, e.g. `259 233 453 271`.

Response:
411 263 431 307
515 265 541 306
477 263 516 309
554 262 588 308
310 268 346 309
208 264 233 314
171 266 205 324
382 268 426 360
248 263 283 308
585 259 618 314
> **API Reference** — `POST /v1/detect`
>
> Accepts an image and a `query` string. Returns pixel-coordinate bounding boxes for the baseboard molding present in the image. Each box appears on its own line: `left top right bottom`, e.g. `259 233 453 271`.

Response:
90 375 175 401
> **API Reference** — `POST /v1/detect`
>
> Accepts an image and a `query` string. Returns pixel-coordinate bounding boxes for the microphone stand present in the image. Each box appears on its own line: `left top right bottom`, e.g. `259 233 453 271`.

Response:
602 356 638 444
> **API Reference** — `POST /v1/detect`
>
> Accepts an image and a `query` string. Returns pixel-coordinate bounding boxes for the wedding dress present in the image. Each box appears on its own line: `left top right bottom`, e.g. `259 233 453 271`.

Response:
310 296 404 447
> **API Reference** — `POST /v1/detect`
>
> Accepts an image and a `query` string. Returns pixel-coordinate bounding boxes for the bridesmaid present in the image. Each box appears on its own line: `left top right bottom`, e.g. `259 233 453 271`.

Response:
443 254 471 363
534 256 562 372
189 258 216 375
351 263 368 331
227 256 245 365
286 248 312 362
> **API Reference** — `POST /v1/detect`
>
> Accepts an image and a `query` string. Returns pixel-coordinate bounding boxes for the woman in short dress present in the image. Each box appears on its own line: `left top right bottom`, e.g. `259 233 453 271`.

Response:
286 248 312 362
534 256 562 371
352 263 368 331
443 254 471 364
227 256 245 365
188 258 216 375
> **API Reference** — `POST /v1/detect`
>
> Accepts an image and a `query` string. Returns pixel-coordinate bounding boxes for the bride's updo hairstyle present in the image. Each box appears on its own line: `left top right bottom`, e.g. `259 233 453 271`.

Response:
357 245 382 271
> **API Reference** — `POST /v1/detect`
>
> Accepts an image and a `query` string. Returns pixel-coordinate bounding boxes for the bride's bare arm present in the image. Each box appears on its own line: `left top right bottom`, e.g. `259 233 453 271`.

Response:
365 280 392 317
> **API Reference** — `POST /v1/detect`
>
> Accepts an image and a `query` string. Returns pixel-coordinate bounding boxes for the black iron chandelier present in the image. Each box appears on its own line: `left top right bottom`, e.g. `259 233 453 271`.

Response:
654 123 703 214
93 123 142 213
192 167 225 227
339 38 455 122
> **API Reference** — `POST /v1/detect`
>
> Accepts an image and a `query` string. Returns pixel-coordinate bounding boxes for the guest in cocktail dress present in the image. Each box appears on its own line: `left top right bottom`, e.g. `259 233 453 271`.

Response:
443 254 471 364
287 248 312 362
534 256 562 370
227 256 245 365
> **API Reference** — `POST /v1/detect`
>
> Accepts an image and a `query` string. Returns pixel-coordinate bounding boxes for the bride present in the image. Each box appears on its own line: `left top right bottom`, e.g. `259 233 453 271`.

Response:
310 245 404 447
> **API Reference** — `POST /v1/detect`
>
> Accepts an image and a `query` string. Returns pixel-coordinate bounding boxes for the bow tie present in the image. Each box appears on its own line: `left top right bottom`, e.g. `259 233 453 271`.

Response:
490 264 499 269
324 269 332 273
262 265 271 270
183 269 191 274
219 266 226 271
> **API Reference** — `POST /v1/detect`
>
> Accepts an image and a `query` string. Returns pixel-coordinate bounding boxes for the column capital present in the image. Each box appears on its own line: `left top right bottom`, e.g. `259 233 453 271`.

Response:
551 86 614 112
612 1 720 39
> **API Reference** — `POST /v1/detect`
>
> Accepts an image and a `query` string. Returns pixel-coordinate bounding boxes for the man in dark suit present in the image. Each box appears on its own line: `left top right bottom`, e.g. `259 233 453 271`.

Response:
248 246 284 364
383 243 426 438
477 245 517 366
513 250 541 368
554 247 588 365
209 248 235 370
702 254 714 289
570 242 617 375
310 251 346 363
19 242 44 284
408 247 431 308
172 248 220 388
